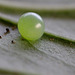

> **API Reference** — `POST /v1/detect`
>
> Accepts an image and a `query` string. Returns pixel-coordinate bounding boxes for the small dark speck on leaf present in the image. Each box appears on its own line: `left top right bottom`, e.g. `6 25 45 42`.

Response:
22 38 25 40
50 38 54 41
12 26 17 30
4 28 10 35
41 38 42 40
0 36 2 39
70 42 73 46
11 40 15 44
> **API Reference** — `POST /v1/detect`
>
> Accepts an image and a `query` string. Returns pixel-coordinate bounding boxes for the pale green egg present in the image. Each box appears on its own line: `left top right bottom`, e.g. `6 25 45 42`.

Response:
18 12 45 41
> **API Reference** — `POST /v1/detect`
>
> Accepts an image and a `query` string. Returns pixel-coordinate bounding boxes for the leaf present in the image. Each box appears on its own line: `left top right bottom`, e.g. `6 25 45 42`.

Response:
0 0 75 75
0 0 75 18
0 13 75 42
0 22 75 75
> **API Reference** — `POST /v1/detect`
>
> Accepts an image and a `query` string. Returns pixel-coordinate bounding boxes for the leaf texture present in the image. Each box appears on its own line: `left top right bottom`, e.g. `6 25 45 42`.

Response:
0 0 75 75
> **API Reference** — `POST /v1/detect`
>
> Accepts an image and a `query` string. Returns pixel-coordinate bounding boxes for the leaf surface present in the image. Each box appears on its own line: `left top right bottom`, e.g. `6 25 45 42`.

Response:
0 0 75 75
